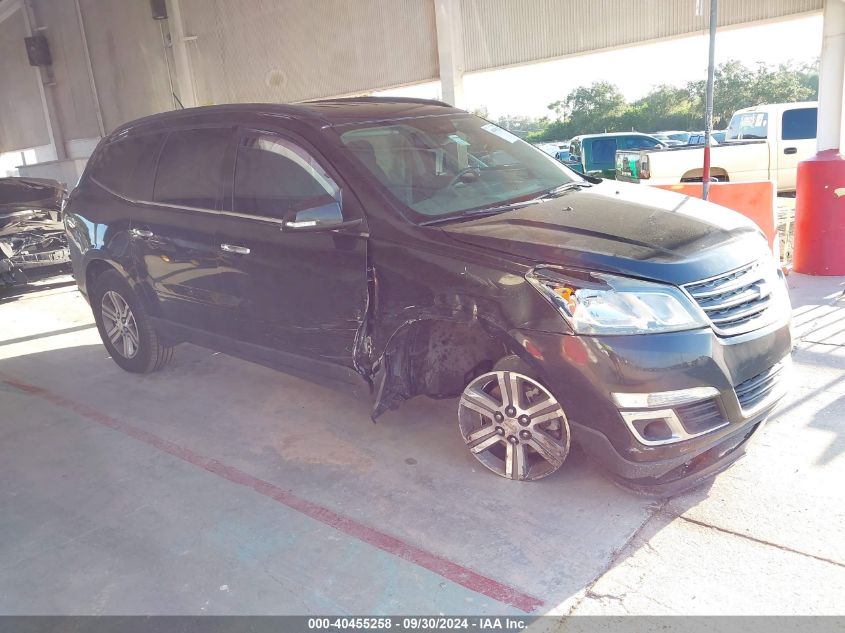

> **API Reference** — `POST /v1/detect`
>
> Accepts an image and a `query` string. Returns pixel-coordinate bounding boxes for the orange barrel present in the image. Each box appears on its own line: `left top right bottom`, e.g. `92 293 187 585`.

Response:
793 150 845 275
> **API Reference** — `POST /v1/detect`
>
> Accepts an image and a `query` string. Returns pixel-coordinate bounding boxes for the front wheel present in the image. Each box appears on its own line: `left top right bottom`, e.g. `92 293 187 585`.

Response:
91 269 174 373
457 365 570 481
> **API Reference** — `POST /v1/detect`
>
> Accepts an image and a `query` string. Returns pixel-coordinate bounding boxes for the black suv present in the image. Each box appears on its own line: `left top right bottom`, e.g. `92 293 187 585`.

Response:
65 98 792 494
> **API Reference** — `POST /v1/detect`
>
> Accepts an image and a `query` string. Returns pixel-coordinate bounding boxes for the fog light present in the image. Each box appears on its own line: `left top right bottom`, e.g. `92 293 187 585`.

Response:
637 419 674 442
619 404 728 447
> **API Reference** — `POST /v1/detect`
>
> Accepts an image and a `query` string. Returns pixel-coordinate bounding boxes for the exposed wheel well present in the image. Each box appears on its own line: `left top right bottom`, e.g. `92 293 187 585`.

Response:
85 259 117 295
372 319 515 418
407 320 509 398
680 167 729 183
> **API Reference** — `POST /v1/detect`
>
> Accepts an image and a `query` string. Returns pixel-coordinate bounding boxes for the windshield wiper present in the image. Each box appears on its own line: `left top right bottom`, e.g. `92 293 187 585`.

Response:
419 199 542 226
537 181 592 199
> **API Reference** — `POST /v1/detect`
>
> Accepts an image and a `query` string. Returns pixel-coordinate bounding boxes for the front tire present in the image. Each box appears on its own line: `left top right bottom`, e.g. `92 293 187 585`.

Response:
91 269 173 373
457 357 571 481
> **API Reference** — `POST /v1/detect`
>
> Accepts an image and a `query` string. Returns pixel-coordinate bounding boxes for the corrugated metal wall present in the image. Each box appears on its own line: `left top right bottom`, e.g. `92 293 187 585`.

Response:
461 0 823 72
0 7 48 151
181 0 438 105
31 0 99 141
76 0 172 132
0 0 825 155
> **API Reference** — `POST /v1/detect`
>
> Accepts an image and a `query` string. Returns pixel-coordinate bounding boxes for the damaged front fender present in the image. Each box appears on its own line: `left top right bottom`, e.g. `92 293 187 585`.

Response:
365 238 567 420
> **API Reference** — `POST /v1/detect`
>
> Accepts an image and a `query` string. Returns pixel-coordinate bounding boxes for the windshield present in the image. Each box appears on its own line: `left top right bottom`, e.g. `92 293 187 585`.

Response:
337 114 577 221
726 111 769 140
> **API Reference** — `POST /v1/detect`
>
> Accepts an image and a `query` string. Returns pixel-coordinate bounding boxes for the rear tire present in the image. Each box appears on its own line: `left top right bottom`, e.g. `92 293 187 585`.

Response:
90 269 173 373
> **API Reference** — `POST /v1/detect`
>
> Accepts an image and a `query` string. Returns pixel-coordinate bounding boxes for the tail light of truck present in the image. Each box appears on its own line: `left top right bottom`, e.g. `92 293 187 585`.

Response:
640 155 650 179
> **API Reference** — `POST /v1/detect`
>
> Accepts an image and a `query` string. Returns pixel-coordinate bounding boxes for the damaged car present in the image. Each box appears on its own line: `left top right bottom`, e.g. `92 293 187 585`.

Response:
0 177 69 289
64 98 792 494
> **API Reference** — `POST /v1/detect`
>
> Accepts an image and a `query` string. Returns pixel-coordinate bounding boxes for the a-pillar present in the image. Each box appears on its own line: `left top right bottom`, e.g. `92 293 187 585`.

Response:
793 0 845 275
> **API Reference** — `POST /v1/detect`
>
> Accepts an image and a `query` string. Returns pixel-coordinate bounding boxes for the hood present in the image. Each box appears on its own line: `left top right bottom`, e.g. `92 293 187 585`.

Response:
0 177 65 217
441 180 769 285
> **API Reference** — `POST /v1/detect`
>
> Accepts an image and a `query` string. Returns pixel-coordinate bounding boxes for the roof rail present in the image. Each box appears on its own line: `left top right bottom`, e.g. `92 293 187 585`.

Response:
303 96 453 108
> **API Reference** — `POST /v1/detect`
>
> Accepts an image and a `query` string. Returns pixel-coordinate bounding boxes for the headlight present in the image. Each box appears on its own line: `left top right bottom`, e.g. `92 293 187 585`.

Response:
526 267 708 335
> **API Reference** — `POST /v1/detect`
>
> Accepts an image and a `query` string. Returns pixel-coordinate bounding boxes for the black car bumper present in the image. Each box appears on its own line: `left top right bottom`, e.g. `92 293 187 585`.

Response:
514 314 792 493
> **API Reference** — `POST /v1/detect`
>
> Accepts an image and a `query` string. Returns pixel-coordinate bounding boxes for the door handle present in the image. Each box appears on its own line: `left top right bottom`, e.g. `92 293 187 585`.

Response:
130 228 154 239
783 147 798 155
220 243 250 255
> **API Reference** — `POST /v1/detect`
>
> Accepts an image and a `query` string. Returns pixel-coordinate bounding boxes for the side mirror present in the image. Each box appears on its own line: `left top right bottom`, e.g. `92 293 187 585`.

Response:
282 201 362 232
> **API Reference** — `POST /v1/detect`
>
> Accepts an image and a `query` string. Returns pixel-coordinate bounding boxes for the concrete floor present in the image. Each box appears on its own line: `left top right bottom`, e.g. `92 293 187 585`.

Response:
0 273 843 616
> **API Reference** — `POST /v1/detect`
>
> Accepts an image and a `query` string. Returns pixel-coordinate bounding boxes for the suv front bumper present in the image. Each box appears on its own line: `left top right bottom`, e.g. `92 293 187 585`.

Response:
513 314 792 494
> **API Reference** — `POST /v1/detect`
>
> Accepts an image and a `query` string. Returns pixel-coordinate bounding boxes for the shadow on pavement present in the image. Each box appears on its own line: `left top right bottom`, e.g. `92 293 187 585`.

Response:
0 340 694 615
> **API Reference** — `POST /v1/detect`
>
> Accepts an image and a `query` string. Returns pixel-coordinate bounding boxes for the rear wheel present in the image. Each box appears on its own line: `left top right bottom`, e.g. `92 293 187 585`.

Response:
91 269 173 373
457 359 570 481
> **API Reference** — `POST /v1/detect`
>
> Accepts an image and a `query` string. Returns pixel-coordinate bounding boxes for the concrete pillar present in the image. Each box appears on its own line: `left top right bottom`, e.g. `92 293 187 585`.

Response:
434 0 465 108
816 0 845 152
792 0 845 275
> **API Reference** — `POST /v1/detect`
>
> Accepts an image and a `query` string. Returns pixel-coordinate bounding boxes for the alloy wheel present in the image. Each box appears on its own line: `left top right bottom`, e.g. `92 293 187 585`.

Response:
101 290 140 359
458 371 570 481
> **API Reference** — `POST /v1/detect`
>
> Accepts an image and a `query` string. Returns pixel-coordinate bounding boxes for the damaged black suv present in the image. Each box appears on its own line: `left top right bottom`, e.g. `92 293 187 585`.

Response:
65 98 792 494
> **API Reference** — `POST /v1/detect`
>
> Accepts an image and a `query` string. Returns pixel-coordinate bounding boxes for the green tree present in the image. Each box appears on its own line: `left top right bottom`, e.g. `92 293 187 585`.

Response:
628 84 699 132
564 81 627 133
527 59 818 143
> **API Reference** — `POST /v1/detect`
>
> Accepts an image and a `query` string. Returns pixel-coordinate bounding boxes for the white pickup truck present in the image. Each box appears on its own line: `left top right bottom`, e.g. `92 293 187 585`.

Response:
616 102 817 192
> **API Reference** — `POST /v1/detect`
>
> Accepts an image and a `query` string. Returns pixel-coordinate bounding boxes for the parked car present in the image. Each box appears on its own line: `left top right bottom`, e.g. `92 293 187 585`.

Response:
536 141 571 162
653 131 691 145
616 102 817 191
535 143 559 156
686 132 720 145
553 148 571 163
0 177 69 289
566 133 665 178
65 98 792 494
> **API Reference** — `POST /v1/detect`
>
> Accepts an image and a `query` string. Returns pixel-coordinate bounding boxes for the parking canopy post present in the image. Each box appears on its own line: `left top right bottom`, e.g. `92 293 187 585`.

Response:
793 0 845 275
434 0 465 108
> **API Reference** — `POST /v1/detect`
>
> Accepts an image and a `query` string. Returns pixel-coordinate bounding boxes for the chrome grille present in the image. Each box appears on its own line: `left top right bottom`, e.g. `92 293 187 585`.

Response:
684 261 773 335
735 361 787 413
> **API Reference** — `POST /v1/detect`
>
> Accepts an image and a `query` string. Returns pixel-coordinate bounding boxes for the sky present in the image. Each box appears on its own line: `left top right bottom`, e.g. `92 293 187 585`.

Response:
376 14 823 120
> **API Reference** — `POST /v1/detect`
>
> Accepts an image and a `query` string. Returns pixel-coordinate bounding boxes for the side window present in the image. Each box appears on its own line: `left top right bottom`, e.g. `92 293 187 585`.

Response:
782 108 817 141
233 134 340 220
590 139 617 164
89 132 166 200
153 128 232 209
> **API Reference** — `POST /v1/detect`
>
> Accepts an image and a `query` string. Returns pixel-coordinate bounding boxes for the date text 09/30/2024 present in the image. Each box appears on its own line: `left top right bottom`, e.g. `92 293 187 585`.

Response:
307 617 529 630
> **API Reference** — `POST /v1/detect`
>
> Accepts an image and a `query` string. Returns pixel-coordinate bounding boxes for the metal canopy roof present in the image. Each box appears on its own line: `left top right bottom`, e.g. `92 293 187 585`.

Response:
0 0 824 154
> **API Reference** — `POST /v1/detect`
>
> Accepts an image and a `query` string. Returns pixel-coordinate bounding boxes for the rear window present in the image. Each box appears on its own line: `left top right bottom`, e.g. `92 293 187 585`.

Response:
589 139 617 165
726 111 768 140
781 108 817 141
153 128 232 209
89 132 166 200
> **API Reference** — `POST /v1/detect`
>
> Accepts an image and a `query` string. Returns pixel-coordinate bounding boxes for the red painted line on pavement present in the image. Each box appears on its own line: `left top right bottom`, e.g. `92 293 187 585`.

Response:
2 374 544 613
